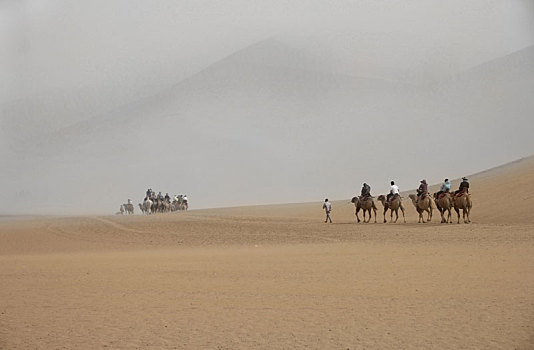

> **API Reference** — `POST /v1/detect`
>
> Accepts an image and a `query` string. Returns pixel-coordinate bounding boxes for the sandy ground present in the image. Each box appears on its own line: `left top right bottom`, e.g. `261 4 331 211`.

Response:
1 157 534 349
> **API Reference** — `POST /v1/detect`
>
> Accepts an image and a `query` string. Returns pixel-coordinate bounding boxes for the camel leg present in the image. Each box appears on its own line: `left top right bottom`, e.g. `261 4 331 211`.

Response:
355 208 361 223
454 207 460 224
467 207 471 223
400 205 406 223
383 208 387 223
373 208 377 223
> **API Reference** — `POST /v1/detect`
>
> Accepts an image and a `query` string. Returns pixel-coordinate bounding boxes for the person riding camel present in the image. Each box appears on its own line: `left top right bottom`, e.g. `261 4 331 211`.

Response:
416 179 428 203
387 181 399 204
436 179 451 198
164 193 170 203
361 183 371 199
456 177 469 195
157 192 163 200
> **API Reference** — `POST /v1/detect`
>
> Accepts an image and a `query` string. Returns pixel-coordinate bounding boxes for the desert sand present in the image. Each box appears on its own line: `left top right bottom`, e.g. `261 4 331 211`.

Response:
1 157 534 349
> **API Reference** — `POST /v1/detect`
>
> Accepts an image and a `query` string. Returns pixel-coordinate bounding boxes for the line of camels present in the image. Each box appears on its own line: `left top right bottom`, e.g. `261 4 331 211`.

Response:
350 190 472 224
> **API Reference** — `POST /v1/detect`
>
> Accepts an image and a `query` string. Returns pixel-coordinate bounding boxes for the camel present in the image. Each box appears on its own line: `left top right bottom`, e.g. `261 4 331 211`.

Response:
408 194 435 223
153 198 165 213
434 192 453 223
161 200 170 213
123 203 134 215
351 196 377 223
170 196 189 211
376 194 406 223
143 199 152 215
452 191 472 224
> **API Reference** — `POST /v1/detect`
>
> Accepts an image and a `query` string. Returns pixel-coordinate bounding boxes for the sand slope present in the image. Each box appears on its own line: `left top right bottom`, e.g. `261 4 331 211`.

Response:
1 157 533 349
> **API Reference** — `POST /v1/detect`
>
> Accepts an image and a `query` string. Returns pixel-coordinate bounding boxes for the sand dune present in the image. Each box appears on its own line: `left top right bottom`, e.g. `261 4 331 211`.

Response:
1 157 533 349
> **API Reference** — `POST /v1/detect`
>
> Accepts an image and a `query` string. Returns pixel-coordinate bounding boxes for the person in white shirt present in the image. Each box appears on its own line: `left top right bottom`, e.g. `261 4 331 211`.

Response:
182 195 189 210
387 181 399 203
322 198 333 223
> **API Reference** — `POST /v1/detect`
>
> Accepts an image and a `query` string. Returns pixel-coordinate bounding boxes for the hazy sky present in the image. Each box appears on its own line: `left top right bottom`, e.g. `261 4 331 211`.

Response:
1 0 534 214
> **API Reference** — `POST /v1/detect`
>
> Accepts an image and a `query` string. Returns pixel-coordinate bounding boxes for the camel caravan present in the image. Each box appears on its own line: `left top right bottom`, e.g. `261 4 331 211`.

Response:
139 189 189 215
349 178 472 224
118 189 189 215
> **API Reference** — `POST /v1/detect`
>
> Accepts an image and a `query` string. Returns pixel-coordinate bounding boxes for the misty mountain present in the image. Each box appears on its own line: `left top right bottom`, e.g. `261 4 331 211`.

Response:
2 38 533 214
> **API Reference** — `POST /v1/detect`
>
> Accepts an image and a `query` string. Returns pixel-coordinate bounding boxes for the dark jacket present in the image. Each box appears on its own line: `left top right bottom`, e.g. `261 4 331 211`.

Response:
361 184 371 197
459 181 469 191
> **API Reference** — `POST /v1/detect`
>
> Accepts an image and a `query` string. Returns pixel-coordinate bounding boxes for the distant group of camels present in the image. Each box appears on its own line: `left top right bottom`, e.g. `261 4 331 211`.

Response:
119 195 188 215
138 196 189 215
351 190 472 224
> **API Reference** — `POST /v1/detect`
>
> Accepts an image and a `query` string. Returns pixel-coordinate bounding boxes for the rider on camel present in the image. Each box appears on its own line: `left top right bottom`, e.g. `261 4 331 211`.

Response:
416 179 428 203
361 183 371 199
436 179 451 198
456 177 469 195
387 181 399 203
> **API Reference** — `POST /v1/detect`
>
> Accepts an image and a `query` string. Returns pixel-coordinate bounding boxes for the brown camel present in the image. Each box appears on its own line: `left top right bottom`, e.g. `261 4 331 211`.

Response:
351 196 377 223
453 191 472 224
434 192 453 223
123 203 134 215
408 194 434 223
377 194 406 223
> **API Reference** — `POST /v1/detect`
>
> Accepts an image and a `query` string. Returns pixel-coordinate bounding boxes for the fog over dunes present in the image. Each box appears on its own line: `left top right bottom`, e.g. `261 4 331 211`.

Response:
1 0 534 214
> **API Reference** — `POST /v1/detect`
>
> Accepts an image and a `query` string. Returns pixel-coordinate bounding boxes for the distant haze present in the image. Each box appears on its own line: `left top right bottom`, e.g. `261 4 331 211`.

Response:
1 0 534 214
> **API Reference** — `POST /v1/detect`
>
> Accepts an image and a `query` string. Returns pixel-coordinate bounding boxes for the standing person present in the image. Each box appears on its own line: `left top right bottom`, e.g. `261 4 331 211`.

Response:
387 181 399 203
323 198 333 223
